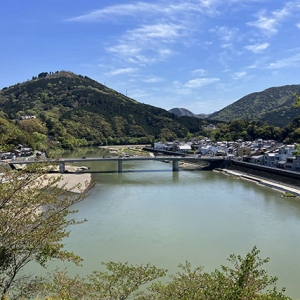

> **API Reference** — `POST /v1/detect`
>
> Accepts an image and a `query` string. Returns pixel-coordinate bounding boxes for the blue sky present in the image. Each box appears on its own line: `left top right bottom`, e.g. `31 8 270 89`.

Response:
1 0 300 114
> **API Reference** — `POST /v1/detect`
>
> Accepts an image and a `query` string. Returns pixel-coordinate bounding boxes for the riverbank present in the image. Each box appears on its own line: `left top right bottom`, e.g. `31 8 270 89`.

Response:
176 160 300 197
45 172 92 194
99 145 150 156
215 168 300 197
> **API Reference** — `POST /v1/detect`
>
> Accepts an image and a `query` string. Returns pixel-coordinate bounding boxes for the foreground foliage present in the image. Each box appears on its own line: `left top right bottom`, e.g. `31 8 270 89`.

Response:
23 246 291 300
0 162 91 299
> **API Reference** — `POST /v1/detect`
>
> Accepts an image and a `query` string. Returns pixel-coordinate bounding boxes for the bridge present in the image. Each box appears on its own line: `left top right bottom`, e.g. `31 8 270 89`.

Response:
8 156 227 173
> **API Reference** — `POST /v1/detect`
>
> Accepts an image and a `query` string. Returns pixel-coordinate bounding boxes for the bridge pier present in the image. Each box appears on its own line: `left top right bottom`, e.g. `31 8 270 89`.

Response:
172 160 179 171
118 160 123 173
59 162 65 173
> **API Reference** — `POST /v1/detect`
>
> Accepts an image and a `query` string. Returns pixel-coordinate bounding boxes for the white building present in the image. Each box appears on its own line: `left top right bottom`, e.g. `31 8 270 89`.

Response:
178 144 191 153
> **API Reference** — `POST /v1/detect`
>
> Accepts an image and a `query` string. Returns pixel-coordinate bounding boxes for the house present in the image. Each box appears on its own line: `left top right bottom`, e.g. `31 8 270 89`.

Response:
284 157 294 170
250 155 264 165
199 145 218 156
20 147 33 157
282 156 300 172
154 142 167 150
19 115 36 120
292 156 300 172
264 152 276 167
237 147 251 157
274 145 295 167
178 144 192 153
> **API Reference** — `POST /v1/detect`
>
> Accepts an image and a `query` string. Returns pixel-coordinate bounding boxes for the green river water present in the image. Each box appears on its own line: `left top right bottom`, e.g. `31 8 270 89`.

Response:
28 147 300 298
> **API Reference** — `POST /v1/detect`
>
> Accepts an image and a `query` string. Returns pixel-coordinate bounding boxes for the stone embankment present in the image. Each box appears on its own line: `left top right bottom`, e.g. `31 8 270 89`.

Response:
221 161 300 197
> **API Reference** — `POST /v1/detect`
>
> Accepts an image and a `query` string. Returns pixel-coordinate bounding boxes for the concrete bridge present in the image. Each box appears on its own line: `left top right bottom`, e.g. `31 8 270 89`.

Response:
9 156 227 173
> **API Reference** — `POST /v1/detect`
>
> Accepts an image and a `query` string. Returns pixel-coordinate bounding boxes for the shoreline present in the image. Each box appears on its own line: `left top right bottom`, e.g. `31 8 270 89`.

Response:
176 161 300 197
215 168 300 197
45 172 92 194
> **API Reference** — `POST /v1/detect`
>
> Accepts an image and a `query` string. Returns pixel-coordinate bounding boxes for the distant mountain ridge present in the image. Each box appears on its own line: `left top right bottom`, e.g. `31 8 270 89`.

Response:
170 85 300 127
0 71 206 148
0 71 300 150
208 85 300 127
169 108 210 119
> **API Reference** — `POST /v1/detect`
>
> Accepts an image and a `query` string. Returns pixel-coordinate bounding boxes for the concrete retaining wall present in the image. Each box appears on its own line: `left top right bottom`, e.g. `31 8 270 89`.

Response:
225 160 300 188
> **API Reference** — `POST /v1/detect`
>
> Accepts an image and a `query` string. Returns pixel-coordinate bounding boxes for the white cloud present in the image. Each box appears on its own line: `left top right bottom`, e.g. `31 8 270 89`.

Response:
210 26 239 42
184 77 220 88
245 42 269 53
106 68 138 76
142 76 163 83
191 69 206 76
267 53 300 69
247 1 300 36
65 3 161 22
128 23 184 41
232 71 247 79
106 23 182 64
65 1 221 23
247 11 278 36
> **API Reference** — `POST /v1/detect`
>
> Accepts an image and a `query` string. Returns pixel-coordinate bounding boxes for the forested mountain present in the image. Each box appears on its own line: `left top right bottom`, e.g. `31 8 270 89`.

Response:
208 85 300 127
169 107 210 119
0 71 206 149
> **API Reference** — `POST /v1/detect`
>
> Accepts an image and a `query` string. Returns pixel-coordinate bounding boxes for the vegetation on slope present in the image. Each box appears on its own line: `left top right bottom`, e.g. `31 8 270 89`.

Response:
1 71 300 152
0 71 205 149
208 85 300 127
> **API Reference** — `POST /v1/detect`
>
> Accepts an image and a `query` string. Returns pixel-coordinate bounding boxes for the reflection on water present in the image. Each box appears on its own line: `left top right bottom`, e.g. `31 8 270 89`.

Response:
28 148 300 299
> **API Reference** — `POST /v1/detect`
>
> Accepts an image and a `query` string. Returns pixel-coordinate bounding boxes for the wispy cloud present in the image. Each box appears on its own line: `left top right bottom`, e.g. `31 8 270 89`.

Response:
106 23 183 64
210 26 239 42
191 69 206 76
184 77 220 89
247 1 300 36
142 76 163 83
267 53 300 69
247 11 278 36
245 42 269 53
65 1 221 23
65 3 161 22
232 71 247 80
128 23 184 41
106 67 138 76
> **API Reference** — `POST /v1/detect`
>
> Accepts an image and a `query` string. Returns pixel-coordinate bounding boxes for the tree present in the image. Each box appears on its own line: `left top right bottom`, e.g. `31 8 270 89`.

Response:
295 93 300 108
22 247 291 300
27 262 167 300
142 246 291 300
0 161 92 299
293 94 300 156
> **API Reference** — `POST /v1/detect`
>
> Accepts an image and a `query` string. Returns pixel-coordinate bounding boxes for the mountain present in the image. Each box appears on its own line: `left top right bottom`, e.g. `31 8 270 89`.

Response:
208 85 300 127
0 71 205 149
169 108 210 119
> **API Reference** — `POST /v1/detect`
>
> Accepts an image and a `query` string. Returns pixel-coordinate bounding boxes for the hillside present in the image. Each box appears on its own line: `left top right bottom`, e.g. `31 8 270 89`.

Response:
208 85 300 127
0 71 205 149
169 108 210 119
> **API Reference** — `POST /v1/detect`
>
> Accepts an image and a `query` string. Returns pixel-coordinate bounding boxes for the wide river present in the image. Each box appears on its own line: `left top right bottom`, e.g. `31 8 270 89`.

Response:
34 147 300 298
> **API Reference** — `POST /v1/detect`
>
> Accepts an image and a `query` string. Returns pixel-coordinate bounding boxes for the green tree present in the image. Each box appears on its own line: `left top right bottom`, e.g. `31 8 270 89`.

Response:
293 95 300 156
29 262 167 300
143 246 290 300
294 93 300 108
0 162 92 299
24 247 291 300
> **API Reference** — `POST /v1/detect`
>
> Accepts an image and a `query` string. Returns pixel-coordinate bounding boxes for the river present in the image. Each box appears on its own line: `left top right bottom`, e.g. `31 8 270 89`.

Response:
34 147 300 298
